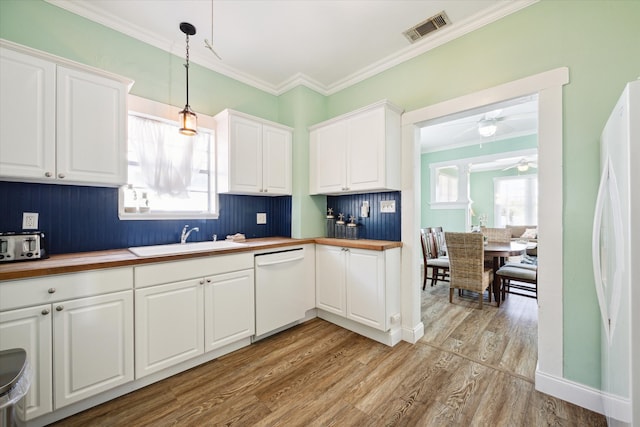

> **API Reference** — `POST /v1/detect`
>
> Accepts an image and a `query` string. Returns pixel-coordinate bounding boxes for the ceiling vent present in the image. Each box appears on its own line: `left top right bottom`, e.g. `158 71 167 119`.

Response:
403 11 450 43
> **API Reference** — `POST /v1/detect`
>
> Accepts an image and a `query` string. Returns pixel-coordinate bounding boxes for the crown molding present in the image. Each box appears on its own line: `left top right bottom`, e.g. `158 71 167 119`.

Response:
326 0 538 95
46 0 538 97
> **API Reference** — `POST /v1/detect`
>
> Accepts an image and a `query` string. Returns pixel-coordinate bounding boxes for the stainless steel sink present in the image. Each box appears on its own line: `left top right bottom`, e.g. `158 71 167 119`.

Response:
129 240 247 257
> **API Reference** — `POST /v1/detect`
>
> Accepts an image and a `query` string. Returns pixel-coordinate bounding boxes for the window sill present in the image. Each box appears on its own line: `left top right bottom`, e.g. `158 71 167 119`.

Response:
119 212 219 221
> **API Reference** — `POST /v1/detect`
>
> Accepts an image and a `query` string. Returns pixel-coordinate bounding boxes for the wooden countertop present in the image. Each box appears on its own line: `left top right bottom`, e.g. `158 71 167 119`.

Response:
0 237 402 281
314 238 403 251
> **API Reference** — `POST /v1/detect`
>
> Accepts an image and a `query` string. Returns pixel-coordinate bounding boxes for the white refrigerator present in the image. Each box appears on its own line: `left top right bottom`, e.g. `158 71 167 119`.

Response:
592 79 639 426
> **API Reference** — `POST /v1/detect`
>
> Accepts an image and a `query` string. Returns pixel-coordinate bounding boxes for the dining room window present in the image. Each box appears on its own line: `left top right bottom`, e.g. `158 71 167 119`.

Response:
493 175 538 227
435 166 459 203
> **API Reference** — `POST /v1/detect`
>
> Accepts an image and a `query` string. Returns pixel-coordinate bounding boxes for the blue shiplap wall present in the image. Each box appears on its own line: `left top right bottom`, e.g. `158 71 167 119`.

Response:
0 182 291 254
327 191 401 241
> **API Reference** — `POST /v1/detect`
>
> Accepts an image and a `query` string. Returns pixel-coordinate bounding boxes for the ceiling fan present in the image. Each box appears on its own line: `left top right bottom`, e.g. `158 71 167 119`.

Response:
503 158 538 172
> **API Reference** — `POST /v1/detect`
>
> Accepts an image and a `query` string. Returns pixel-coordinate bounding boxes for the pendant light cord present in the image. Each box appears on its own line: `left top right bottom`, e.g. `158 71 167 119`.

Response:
184 32 190 107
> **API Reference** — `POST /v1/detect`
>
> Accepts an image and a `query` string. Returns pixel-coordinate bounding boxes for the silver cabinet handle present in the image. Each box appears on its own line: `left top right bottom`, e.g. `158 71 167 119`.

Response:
45 172 52 177
263 189 268 193
41 308 50 315
206 278 212 283
199 279 205 285
58 173 65 179
56 305 64 311
48 288 56 294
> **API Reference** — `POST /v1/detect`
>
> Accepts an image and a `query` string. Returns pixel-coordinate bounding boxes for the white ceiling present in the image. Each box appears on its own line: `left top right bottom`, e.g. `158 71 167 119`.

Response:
46 0 536 95
419 94 539 153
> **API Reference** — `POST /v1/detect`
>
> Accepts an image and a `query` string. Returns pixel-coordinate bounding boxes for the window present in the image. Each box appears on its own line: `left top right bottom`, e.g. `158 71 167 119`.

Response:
119 97 218 220
493 175 537 227
435 166 459 202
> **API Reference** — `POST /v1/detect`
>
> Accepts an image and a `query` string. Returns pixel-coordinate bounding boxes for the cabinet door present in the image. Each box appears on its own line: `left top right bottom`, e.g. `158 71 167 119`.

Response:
309 121 347 194
262 124 292 195
315 245 346 316
347 107 386 191
56 66 127 186
346 248 386 331
135 279 204 378
0 47 56 180
204 269 255 352
0 304 53 421
53 291 134 408
228 114 263 193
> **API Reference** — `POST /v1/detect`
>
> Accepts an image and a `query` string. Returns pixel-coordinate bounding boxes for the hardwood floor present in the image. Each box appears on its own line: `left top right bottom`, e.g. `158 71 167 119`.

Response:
52 283 605 426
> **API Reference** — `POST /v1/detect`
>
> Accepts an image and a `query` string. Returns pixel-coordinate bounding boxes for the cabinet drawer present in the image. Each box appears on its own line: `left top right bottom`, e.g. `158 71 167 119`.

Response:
0 267 133 311
134 253 254 288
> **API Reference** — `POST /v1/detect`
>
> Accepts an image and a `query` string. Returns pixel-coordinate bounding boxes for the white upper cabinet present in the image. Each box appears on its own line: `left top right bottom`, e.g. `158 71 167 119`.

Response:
309 100 403 195
0 47 56 180
0 42 132 187
56 67 128 185
215 109 292 196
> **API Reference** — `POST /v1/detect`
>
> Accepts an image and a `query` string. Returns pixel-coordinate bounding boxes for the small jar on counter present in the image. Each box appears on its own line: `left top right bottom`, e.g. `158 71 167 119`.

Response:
346 215 359 240
335 213 346 239
326 208 336 238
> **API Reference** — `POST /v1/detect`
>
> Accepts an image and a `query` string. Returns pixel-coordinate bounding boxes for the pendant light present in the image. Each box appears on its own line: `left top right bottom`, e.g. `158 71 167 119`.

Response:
178 22 197 136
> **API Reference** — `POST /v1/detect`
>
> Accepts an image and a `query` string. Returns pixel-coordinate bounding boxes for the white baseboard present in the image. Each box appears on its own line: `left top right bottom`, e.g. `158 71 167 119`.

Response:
402 321 424 344
535 368 605 415
317 310 401 346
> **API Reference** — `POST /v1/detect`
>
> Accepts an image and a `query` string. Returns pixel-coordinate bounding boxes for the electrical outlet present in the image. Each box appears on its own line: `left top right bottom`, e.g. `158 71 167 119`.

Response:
23 212 39 230
256 213 267 224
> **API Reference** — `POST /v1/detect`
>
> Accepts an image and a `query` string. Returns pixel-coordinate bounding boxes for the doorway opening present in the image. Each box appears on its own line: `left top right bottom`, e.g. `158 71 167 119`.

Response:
400 68 569 386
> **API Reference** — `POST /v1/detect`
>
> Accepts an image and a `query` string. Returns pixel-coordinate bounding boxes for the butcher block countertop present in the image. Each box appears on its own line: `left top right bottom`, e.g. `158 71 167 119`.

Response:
0 237 402 281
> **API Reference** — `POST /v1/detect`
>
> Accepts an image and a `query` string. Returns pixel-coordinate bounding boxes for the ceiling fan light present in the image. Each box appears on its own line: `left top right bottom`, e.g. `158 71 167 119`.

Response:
477 119 497 137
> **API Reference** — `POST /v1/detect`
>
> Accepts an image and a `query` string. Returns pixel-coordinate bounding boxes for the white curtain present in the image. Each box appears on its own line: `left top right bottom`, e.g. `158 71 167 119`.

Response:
128 115 207 197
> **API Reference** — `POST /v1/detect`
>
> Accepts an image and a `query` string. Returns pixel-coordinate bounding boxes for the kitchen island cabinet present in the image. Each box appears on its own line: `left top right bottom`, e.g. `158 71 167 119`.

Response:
0 41 132 186
309 100 402 195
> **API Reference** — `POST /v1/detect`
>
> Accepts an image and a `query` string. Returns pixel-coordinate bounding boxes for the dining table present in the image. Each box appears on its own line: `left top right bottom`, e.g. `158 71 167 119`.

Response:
484 241 530 304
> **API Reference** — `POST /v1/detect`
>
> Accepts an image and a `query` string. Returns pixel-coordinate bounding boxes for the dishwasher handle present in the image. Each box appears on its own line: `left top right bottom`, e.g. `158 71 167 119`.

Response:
256 255 304 267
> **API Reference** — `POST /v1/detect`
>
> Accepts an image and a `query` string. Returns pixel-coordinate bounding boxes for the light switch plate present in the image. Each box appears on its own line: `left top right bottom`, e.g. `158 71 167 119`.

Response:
361 201 369 217
23 212 39 229
380 200 396 213
257 213 267 224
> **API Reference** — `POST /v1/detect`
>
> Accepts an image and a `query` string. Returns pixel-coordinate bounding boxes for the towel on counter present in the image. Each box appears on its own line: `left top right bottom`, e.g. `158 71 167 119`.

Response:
226 233 246 242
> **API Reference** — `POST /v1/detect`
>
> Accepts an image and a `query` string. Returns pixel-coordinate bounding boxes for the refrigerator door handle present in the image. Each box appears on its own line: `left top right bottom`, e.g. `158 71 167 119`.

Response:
592 156 625 345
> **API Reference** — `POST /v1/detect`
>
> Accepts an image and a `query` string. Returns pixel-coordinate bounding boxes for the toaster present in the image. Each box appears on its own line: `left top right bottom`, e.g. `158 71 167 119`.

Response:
0 231 48 262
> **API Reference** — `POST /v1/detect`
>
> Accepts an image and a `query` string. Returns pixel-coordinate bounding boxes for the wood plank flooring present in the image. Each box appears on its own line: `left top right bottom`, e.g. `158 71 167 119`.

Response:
52 283 605 426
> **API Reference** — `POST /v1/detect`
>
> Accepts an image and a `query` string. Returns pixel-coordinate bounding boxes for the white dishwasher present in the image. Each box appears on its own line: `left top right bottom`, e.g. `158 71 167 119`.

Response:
254 247 311 337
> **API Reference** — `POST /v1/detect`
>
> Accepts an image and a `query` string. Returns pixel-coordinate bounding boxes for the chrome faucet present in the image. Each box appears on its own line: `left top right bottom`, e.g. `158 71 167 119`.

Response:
180 225 199 244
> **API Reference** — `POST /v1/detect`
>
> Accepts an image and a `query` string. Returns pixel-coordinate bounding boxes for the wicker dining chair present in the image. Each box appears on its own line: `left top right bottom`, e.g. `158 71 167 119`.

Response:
420 228 450 289
481 227 511 243
444 232 494 309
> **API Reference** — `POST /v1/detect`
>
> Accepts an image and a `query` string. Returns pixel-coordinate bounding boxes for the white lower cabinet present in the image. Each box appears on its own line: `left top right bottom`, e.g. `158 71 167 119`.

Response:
316 244 400 332
134 255 255 379
135 279 205 378
204 269 255 352
0 304 53 420
316 245 347 316
0 267 134 421
53 291 134 408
